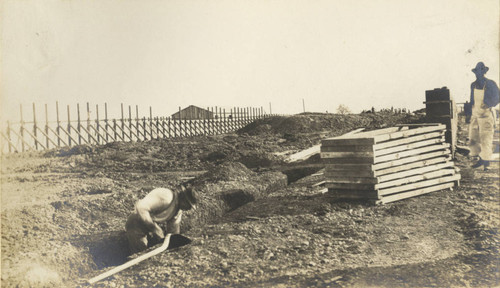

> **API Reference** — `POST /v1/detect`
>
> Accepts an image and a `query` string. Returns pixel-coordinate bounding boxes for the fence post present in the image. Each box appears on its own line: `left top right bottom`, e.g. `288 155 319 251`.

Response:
135 105 140 141
223 109 226 133
211 107 216 135
44 104 49 148
176 106 181 137
7 121 12 153
96 104 100 144
32 103 38 150
128 105 133 141
67 105 72 146
87 103 91 144
203 107 208 135
121 103 125 141
149 106 154 139
234 107 238 128
77 104 82 145
104 103 109 143
56 102 61 148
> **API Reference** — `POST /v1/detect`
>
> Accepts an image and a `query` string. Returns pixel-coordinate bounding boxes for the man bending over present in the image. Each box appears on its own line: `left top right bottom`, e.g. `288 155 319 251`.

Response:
125 186 197 253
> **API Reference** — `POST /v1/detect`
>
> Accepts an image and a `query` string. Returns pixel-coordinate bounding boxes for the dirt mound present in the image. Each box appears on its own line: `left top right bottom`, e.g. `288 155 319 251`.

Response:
181 162 287 231
238 112 423 137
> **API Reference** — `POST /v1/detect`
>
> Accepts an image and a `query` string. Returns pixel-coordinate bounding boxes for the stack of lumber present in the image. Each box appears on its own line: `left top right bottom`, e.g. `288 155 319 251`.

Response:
321 124 460 204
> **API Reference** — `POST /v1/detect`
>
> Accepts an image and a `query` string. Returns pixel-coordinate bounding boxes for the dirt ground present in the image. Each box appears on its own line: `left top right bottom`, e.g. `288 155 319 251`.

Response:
1 112 499 287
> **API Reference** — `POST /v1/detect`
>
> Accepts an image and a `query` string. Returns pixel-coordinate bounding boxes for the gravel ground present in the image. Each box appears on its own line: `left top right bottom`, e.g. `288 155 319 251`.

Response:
1 112 498 287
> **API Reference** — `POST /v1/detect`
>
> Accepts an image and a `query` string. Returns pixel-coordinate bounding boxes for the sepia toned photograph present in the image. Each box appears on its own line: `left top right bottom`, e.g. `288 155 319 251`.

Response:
1 0 499 287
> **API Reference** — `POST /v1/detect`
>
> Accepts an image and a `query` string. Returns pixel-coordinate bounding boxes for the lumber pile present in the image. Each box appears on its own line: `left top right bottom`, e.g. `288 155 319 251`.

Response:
321 124 460 204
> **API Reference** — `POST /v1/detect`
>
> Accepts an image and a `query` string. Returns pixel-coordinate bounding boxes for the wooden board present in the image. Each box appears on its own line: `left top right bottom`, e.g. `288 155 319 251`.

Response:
374 156 450 177
378 174 461 196
320 151 374 158
286 144 321 163
322 127 408 146
374 137 445 157
322 137 375 146
321 157 375 164
287 128 365 162
328 189 380 200
373 131 444 150
374 143 449 164
321 145 374 152
325 182 375 190
375 167 456 190
372 149 450 170
376 161 454 183
324 176 378 184
328 126 408 140
373 124 446 143
376 182 456 204
324 169 375 178
323 163 374 172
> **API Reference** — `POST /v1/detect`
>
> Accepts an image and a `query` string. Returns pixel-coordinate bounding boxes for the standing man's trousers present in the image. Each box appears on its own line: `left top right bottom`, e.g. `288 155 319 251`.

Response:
469 113 494 161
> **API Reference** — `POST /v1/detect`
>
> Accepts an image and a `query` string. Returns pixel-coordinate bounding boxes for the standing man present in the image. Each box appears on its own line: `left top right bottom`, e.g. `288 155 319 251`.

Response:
468 62 499 170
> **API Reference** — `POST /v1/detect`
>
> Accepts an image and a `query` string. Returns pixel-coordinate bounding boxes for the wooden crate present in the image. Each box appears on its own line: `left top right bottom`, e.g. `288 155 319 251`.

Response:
321 124 460 204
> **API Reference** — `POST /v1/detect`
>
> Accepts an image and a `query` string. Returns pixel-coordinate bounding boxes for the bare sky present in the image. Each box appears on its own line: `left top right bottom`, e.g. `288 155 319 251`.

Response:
1 0 499 121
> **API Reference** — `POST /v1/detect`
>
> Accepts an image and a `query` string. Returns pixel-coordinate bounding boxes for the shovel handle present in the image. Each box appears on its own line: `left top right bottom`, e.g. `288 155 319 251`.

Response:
88 234 172 284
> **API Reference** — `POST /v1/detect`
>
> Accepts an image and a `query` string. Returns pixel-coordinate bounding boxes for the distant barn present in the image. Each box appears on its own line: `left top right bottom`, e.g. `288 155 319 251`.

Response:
171 105 214 120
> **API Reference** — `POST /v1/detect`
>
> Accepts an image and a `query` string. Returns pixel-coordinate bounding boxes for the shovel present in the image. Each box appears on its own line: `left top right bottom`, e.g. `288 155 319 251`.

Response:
88 234 190 284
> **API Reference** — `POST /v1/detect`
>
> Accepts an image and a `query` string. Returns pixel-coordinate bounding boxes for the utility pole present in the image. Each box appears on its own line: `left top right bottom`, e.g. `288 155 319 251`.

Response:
269 102 272 114
302 99 305 113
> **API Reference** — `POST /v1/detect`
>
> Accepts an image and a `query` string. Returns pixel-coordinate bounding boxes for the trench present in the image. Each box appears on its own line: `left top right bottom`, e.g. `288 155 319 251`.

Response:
71 165 288 283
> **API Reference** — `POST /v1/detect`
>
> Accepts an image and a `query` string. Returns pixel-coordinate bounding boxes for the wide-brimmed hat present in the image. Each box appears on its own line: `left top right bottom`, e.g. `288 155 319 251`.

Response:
472 62 489 73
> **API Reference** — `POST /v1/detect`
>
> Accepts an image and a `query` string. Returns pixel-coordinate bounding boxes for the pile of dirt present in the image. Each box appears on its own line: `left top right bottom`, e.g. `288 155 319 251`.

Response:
181 162 287 231
40 135 288 176
238 112 423 137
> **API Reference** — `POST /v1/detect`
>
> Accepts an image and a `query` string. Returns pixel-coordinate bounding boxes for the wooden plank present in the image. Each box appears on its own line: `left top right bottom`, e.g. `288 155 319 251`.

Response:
322 137 375 146
328 189 380 200
311 181 326 187
373 124 446 143
0 131 19 153
375 167 456 190
46 125 68 146
374 136 444 157
320 151 374 158
378 174 460 196
373 131 444 151
22 125 47 150
287 144 321 163
324 163 374 172
321 157 374 164
325 182 375 190
288 128 365 162
377 161 454 183
372 149 451 170
330 126 407 140
324 176 378 184
374 157 450 177
321 145 374 152
376 182 456 204
325 169 375 178
374 143 449 163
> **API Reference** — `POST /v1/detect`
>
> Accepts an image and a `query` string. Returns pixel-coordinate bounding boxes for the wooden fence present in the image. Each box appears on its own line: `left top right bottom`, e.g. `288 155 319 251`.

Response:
1 103 272 154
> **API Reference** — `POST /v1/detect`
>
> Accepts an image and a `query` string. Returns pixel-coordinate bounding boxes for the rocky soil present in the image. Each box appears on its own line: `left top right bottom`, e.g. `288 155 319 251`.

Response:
1 112 498 287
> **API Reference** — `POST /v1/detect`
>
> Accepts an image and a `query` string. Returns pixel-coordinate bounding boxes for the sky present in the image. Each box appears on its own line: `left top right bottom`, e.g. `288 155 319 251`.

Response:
1 0 499 122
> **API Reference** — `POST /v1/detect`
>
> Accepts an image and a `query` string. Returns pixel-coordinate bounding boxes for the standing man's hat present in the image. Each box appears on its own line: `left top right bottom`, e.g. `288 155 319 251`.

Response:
472 62 489 73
